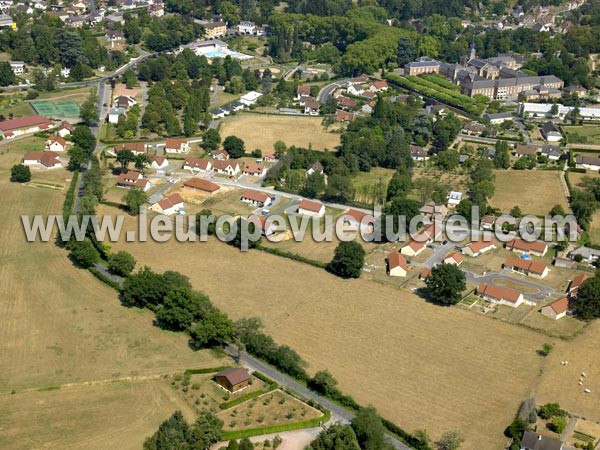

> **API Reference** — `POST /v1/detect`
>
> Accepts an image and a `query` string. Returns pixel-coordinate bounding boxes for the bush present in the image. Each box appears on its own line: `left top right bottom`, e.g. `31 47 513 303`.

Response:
538 403 566 419
551 416 567 434
107 251 136 277
10 164 31 183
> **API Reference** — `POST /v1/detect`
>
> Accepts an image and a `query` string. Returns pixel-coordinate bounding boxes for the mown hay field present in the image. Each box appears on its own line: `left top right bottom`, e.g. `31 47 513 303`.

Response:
491 170 569 216
219 114 340 151
106 206 551 449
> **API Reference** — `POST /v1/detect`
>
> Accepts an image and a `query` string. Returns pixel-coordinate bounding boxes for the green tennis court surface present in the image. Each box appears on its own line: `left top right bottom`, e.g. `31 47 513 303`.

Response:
30 100 81 117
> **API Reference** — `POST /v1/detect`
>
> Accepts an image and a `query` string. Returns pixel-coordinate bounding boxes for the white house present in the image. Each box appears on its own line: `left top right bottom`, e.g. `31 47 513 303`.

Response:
540 297 569 320
240 91 263 106
342 209 375 233
165 138 190 154
61 67 70 78
241 190 272 207
462 240 497 257
117 170 152 191
108 107 125 124
306 162 324 176
45 136 66 152
237 21 256 34
400 239 426 257
243 162 267 177
183 157 212 173
149 155 169 170
149 193 184 216
23 151 62 168
213 160 240 176
477 283 524 308
541 121 562 142
347 84 366 96
447 191 463 206
387 251 408 277
56 121 74 137
10 61 24 75
575 155 600 171
298 199 325 217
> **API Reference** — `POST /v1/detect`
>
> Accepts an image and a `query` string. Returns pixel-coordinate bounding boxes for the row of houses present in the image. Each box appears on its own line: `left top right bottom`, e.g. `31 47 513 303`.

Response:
182 157 267 177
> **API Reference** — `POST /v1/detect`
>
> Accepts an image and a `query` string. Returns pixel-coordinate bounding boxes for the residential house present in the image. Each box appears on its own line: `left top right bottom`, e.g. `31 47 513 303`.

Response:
117 171 152 191
0 115 52 138
240 91 262 106
370 80 388 92
45 136 66 152
541 145 562 161
295 85 310 100
419 267 432 280
483 112 513 124
514 144 539 158
481 215 497 230
567 273 590 297
520 431 563 450
10 61 24 76
149 193 184 216
542 121 562 142
504 258 549 279
563 85 587 97
400 239 427 257
183 177 220 194
108 107 125 124
337 96 357 110
56 121 74 137
249 215 276 236
212 149 229 160
387 251 408 277
575 155 600 171
213 160 240 176
462 240 497 257
304 100 320 116
204 21 227 39
447 191 463 207
165 138 190 154
541 297 570 320
306 162 324 176
477 283 524 308
243 162 267 177
22 151 62 168
109 143 146 156
263 153 276 163
237 21 256 34
342 209 375 233
348 75 369 85
298 199 325 217
568 246 600 265
183 157 212 173
241 190 272 207
113 95 136 110
213 368 250 393
419 202 448 221
149 155 169 170
335 110 355 123
443 252 464 266
506 239 548 256
347 84 366 96
462 121 486 135
410 145 429 161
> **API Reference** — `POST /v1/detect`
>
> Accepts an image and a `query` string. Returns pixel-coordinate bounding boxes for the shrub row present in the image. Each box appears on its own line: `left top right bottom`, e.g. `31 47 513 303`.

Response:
256 245 326 269
381 418 433 450
220 409 332 440
62 171 80 218
252 371 279 390
219 390 267 410
88 267 123 291
184 366 232 376
421 74 461 91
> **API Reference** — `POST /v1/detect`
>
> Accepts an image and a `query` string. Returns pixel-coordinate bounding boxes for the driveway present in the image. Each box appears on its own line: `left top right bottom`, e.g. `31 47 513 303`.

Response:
464 269 559 302
147 179 177 204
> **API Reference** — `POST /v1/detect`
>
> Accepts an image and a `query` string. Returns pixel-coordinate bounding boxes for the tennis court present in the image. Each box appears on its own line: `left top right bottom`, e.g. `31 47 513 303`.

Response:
30 100 81 117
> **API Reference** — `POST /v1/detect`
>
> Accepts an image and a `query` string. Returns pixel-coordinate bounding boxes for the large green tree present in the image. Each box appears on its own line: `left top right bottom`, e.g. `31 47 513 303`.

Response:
327 241 365 279
123 188 148 215
425 263 466 306
573 275 600 320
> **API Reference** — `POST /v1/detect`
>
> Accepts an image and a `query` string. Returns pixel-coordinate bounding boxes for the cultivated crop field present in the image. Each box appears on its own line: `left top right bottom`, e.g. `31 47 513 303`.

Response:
108 212 552 449
0 176 225 447
491 170 569 215
219 114 341 151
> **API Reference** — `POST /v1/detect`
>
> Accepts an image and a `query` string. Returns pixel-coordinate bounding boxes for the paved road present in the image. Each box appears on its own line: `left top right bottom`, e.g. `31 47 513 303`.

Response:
317 80 346 104
92 262 123 285
514 118 532 145
457 134 499 145
422 241 456 268
226 345 411 450
148 179 177 204
464 269 560 302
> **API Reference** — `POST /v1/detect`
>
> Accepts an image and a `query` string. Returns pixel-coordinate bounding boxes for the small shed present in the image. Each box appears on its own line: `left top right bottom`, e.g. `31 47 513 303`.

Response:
214 368 250 393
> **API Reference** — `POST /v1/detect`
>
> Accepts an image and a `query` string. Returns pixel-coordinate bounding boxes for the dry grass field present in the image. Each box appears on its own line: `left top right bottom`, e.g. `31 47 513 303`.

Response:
491 170 569 215
219 114 341 151
107 209 552 449
0 379 195 450
0 168 225 447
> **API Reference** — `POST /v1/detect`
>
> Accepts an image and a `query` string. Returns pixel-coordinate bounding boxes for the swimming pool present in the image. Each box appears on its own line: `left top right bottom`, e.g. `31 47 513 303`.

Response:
202 50 253 60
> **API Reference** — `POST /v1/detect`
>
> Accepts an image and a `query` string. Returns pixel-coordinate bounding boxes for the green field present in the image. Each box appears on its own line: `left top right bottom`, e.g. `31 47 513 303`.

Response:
563 125 600 145
31 100 81 117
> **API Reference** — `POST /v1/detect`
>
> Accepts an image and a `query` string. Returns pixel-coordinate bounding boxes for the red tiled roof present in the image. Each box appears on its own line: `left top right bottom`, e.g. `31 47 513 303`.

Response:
242 190 270 203
0 115 51 132
184 157 211 170
157 193 184 210
299 199 324 213
48 136 66 146
505 258 548 275
507 239 547 254
405 239 427 252
58 121 74 131
420 267 432 279
373 80 388 89
444 252 464 264
243 162 265 175
569 273 590 292
546 297 569 314
467 239 496 253
183 178 220 193
213 160 239 171
387 251 408 271
477 283 522 303
114 142 146 153
165 138 186 149
344 209 374 223
215 368 250 385
151 155 166 165
337 96 357 107
24 151 60 167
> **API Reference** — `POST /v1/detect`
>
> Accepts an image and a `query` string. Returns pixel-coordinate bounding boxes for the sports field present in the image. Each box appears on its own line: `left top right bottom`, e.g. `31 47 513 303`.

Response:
106 206 551 449
219 114 341 151
491 170 570 215
31 100 81 117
